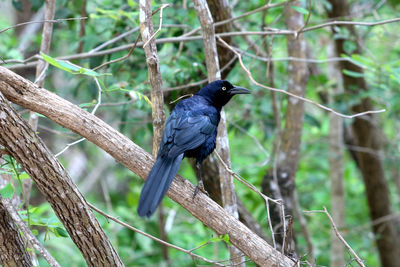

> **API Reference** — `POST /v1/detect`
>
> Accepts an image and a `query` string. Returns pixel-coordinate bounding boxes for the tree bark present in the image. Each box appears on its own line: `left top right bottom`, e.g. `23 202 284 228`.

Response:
327 42 346 267
193 1 244 265
206 0 236 79
0 196 61 267
261 1 309 256
0 66 294 266
139 1 170 265
0 197 34 267
139 0 165 156
0 91 123 266
327 1 400 266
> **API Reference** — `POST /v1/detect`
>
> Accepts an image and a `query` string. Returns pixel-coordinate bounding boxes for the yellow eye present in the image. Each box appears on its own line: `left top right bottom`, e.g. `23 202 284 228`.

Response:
222 87 226 91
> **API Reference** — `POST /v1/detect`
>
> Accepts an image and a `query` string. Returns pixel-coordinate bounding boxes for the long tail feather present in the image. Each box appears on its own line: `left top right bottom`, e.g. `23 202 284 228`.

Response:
137 154 183 217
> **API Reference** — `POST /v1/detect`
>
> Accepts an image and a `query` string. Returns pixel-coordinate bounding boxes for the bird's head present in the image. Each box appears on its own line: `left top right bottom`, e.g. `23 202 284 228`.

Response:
197 80 250 107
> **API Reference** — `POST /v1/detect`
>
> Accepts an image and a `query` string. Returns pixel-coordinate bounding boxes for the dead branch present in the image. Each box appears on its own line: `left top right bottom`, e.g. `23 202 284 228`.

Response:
305 207 365 267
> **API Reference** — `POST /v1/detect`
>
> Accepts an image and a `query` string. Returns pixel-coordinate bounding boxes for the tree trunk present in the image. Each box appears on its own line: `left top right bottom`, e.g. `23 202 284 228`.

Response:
206 0 236 79
261 0 309 256
327 42 346 267
0 197 34 267
327 1 400 266
193 0 244 265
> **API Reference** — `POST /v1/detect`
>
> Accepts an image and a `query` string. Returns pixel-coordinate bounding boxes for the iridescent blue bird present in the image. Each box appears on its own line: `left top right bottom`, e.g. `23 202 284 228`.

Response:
138 80 250 217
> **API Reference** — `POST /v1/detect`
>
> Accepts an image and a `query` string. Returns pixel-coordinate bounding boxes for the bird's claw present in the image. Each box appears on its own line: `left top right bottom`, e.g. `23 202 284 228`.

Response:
193 180 208 199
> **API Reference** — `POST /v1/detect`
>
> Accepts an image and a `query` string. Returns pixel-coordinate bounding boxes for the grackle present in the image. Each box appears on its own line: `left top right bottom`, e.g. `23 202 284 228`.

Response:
138 80 250 217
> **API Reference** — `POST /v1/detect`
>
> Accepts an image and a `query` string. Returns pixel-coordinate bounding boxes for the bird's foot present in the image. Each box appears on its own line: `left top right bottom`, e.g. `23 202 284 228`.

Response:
193 180 208 199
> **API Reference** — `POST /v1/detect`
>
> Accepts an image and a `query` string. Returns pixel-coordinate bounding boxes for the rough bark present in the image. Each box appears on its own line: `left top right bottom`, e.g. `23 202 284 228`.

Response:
0 66 294 266
206 0 236 79
327 1 400 266
0 196 60 267
139 1 169 264
193 1 243 265
0 91 123 266
261 1 309 256
23 0 57 233
0 197 34 267
139 0 165 156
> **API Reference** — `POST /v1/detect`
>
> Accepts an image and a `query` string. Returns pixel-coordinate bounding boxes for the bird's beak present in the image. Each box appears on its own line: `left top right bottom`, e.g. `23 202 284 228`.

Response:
229 86 251 95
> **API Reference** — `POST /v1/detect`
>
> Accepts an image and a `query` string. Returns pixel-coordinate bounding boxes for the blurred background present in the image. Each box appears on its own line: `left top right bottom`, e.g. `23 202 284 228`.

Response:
1 0 400 266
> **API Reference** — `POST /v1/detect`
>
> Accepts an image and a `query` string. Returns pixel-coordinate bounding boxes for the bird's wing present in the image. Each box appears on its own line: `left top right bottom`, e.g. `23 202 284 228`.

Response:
160 109 217 158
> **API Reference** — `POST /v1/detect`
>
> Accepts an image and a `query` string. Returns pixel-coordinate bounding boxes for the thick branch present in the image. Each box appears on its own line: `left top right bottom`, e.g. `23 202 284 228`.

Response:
0 66 294 267
0 90 123 266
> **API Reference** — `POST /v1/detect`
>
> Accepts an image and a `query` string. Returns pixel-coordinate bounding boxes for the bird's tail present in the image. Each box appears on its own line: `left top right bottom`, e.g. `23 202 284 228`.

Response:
137 154 184 217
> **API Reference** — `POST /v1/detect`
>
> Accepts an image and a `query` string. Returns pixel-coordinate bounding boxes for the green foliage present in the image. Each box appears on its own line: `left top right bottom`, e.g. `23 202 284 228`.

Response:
0 182 15 199
2 0 400 266
41 52 108 76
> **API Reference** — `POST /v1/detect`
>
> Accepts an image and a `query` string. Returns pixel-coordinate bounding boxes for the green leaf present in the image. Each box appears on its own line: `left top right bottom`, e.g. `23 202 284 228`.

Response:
41 53 108 77
351 54 376 69
221 234 232 246
0 182 14 199
291 5 309 15
19 172 30 180
343 69 364 78
54 227 69 237
31 229 39 236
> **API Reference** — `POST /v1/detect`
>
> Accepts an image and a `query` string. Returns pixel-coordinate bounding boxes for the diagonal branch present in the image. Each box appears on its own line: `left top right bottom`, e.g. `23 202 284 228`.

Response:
0 88 123 266
0 66 294 267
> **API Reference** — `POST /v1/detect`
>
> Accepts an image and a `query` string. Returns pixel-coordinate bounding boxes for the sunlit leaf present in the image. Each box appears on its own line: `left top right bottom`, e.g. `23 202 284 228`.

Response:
41 53 108 77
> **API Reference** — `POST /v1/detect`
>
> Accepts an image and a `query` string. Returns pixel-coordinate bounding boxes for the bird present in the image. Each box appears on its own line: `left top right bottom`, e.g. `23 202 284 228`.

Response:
137 80 250 218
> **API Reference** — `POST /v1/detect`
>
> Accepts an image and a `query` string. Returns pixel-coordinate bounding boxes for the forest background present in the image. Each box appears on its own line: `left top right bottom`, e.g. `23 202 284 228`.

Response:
0 0 399 266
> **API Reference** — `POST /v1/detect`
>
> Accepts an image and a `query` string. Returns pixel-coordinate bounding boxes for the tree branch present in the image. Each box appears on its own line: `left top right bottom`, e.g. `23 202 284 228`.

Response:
0 89 123 266
0 66 294 267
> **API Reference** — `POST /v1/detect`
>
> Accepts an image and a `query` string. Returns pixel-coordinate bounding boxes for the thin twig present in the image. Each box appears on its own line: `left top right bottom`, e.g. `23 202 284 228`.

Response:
93 34 140 71
164 54 237 92
55 77 102 157
213 150 284 249
5 16 400 70
169 94 193 104
89 27 140 54
142 4 170 48
228 119 270 169
217 37 386 119
304 207 365 267
0 17 88 34
184 0 293 37
87 203 224 266
295 0 312 37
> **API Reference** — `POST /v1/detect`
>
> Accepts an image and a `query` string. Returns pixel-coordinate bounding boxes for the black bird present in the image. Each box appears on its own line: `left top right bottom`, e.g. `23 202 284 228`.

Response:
138 80 250 217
